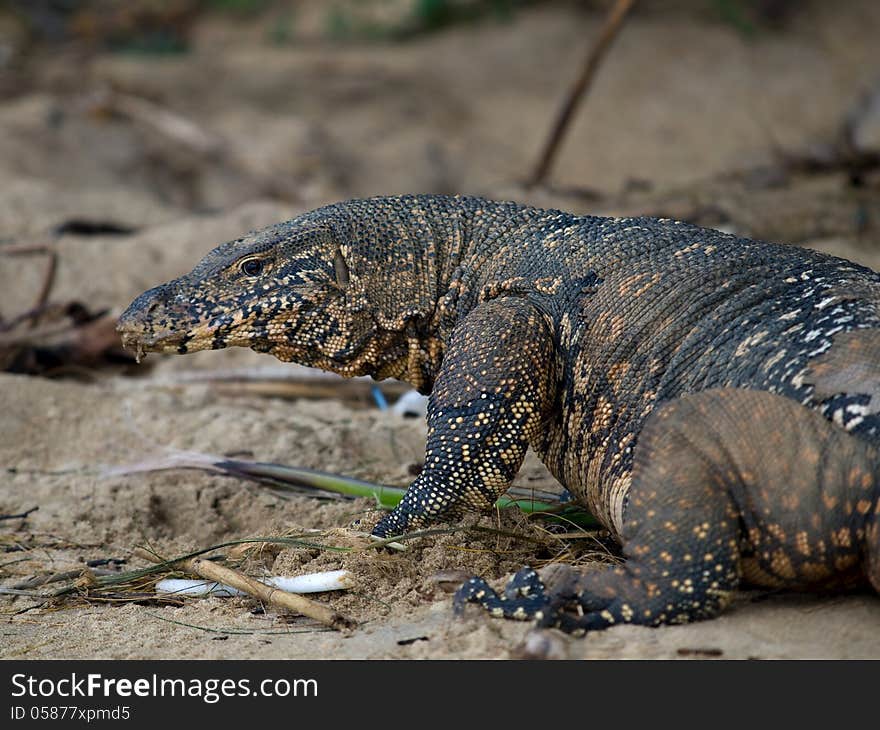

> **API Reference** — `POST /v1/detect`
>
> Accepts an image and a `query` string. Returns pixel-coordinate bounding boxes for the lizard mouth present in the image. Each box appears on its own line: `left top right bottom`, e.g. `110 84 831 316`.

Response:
116 281 220 360
117 288 192 361
116 323 188 361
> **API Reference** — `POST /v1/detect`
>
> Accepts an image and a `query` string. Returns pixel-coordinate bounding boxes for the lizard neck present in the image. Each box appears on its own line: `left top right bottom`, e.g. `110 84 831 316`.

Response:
326 194 570 393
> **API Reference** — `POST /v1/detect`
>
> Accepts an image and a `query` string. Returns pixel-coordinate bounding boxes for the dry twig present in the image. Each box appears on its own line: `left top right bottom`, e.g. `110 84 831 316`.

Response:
0 244 58 318
132 548 356 632
528 0 637 188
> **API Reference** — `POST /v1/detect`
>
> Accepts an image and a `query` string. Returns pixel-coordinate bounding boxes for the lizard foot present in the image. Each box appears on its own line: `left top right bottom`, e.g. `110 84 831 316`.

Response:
454 563 732 634
453 567 552 622
372 496 466 538
453 564 673 633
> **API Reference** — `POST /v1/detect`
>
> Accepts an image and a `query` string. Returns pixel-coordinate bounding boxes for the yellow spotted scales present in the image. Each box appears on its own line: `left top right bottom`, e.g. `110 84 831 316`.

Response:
119 194 880 633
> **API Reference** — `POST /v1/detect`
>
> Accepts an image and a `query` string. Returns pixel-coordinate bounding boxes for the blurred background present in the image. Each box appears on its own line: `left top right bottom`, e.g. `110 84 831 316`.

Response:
3 0 880 660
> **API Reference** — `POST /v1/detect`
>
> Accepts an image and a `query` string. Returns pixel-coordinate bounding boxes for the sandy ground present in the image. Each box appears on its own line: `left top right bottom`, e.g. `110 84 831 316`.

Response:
3 1 880 659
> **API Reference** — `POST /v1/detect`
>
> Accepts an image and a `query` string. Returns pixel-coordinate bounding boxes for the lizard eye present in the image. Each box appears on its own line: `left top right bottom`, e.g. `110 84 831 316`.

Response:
239 258 264 277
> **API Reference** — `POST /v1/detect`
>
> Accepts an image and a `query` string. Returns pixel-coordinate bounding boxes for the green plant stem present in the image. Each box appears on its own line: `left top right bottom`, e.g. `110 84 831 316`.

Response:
219 459 598 526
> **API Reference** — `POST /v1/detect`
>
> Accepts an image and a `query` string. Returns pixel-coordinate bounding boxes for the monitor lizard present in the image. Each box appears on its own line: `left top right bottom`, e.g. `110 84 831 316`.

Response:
117 194 880 633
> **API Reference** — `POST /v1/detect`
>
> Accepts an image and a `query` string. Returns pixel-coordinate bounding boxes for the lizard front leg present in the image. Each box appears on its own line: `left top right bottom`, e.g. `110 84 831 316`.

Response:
372 297 557 538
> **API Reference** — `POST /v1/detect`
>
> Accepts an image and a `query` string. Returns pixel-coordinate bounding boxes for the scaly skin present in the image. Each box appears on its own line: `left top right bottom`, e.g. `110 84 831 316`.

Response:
118 194 880 632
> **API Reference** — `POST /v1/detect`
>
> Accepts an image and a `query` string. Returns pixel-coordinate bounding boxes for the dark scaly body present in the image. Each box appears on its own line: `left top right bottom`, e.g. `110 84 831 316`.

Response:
118 194 880 631
530 216 880 536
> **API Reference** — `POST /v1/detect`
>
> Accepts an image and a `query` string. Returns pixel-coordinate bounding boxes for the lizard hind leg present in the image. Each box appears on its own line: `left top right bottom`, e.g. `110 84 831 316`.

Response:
455 391 748 632
457 388 880 633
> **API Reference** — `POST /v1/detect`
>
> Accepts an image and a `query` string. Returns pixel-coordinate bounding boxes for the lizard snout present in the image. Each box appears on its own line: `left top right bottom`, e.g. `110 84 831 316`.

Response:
117 284 188 358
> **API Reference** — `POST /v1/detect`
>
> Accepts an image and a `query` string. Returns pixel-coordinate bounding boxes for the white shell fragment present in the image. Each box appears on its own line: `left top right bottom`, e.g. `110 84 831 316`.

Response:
156 569 353 597
157 580 242 597
392 389 428 418
269 570 354 593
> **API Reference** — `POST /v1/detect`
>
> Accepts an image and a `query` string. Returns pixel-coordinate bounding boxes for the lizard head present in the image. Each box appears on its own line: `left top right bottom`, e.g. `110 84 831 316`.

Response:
119 197 448 388
117 215 392 377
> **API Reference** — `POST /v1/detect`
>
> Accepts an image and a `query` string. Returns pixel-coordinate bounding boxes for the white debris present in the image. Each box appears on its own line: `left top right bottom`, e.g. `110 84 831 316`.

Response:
392 389 428 418
156 569 354 597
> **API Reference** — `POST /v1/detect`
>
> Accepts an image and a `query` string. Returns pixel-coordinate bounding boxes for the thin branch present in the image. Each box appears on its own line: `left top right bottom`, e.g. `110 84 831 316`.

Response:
0 506 39 521
131 548 356 632
0 245 58 325
527 0 637 188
